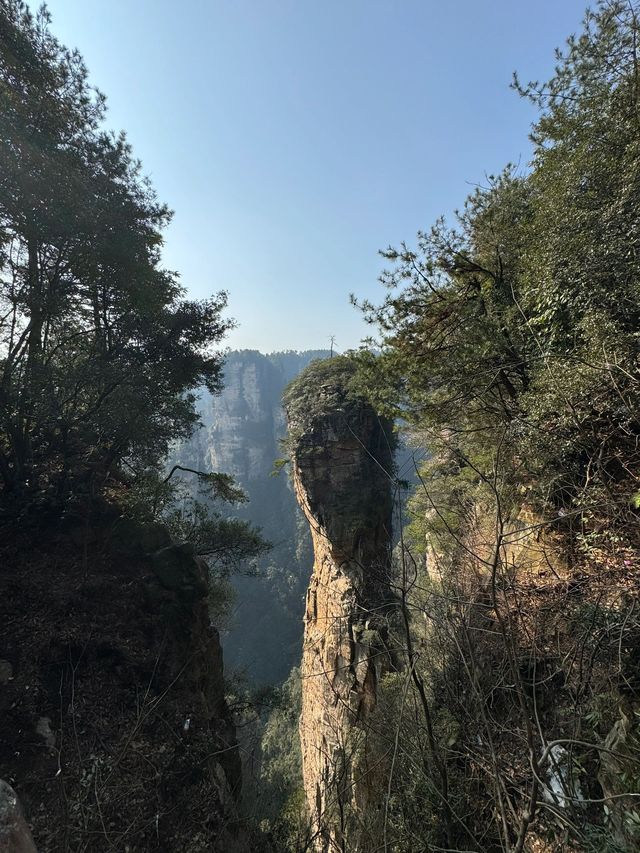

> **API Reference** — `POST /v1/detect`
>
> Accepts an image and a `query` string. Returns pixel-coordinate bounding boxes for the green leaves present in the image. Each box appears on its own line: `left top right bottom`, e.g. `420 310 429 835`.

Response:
355 1 640 537
0 4 232 509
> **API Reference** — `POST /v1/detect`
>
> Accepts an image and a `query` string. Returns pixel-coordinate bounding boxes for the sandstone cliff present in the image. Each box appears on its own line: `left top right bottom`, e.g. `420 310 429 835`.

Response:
284 358 395 853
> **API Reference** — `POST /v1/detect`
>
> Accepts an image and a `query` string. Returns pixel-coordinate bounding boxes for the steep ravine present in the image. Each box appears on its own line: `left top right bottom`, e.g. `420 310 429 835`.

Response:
285 360 395 853
172 349 329 685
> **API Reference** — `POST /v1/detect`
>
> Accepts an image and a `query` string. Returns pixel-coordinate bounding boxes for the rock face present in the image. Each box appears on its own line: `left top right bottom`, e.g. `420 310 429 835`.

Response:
185 352 285 483
181 350 330 485
0 512 249 853
285 360 395 852
0 780 37 853
172 349 329 684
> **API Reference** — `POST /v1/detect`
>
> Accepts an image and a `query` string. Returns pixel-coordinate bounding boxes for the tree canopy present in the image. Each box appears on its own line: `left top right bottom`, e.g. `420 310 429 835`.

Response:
0 1 232 513
355 0 640 543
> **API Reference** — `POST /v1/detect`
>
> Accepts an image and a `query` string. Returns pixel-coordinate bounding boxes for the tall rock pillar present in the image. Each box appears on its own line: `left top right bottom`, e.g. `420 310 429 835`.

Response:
284 359 395 853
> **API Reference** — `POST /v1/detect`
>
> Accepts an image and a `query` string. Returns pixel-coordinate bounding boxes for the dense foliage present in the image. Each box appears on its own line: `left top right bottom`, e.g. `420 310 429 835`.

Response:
356 0 640 547
0 1 231 514
335 3 640 851
0 9 272 849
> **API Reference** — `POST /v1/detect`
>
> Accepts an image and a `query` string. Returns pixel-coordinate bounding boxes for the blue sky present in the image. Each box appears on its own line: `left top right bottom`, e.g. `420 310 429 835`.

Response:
44 0 588 353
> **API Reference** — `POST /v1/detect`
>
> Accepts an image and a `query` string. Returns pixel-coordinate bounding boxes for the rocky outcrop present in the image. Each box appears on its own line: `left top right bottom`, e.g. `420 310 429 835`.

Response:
0 511 249 852
0 780 37 852
285 359 395 852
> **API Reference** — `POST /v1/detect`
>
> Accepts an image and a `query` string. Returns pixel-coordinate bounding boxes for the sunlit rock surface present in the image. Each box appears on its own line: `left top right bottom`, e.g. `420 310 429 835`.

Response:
286 363 395 852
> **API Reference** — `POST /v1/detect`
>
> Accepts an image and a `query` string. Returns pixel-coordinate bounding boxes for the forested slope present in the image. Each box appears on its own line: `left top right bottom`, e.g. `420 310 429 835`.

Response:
0 5 259 850
344 3 640 850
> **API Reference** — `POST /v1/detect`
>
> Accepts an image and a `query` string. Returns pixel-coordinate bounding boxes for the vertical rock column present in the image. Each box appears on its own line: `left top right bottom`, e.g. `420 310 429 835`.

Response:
285 365 394 853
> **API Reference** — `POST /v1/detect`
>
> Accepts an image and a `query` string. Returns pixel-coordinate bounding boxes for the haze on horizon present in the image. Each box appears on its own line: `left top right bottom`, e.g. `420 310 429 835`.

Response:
44 0 587 353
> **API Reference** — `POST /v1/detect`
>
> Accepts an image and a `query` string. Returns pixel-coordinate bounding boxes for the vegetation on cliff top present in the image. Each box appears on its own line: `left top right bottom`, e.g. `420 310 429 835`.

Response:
283 356 361 436
283 354 396 454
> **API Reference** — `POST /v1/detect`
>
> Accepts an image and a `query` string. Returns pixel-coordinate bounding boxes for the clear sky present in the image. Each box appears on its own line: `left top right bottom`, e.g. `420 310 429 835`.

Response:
44 0 588 353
